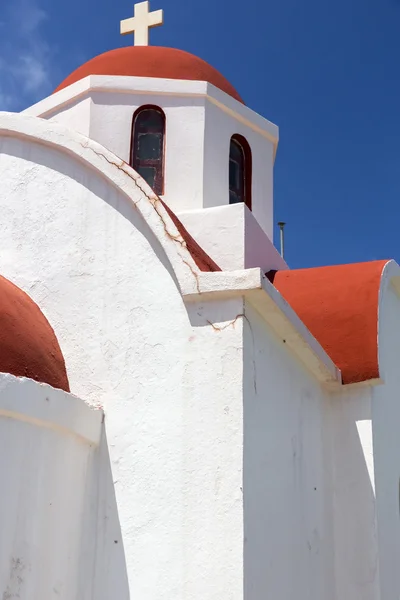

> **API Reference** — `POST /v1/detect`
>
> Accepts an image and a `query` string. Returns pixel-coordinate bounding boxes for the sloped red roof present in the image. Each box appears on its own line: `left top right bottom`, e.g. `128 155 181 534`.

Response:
269 260 390 384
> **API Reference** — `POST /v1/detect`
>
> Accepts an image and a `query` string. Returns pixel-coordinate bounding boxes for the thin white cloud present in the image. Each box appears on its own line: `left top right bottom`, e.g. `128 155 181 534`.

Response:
17 3 47 34
0 92 14 111
0 0 56 111
18 54 51 94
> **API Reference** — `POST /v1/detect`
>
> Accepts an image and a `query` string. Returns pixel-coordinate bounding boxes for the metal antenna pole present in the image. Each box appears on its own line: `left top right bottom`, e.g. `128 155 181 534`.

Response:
278 222 286 260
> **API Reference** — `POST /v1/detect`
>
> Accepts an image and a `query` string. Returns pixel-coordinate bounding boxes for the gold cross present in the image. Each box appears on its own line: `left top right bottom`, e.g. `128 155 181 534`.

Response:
120 2 164 46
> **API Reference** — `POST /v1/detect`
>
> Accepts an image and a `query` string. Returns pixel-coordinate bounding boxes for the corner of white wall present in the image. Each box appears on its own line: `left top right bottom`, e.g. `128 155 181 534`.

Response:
370 261 400 599
177 203 287 272
0 373 103 599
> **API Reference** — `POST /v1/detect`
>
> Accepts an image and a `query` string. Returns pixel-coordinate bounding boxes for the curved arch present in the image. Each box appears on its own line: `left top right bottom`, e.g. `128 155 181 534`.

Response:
229 134 252 209
0 113 218 297
130 105 166 195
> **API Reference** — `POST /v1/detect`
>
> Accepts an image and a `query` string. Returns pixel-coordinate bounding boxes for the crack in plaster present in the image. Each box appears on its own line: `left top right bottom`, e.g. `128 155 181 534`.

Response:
207 311 258 394
243 307 258 395
182 259 201 294
207 314 245 332
78 141 201 290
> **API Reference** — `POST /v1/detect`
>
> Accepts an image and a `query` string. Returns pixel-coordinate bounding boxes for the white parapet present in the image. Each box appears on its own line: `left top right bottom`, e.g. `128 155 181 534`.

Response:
0 374 103 600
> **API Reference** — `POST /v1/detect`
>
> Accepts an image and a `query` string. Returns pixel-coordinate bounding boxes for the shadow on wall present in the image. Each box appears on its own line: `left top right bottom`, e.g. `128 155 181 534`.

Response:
330 391 380 598
186 297 244 330
90 425 131 600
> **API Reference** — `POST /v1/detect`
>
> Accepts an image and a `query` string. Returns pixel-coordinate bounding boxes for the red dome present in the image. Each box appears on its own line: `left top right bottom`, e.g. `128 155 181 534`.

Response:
54 46 244 103
0 275 69 392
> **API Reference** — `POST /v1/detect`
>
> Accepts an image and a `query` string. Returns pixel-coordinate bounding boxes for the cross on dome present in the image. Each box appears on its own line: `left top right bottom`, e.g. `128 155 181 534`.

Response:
120 1 164 47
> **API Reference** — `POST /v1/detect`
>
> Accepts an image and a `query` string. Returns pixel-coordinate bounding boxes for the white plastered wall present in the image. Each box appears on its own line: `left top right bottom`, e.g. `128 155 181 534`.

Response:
0 374 103 600
178 202 287 272
203 96 275 240
86 91 207 213
328 386 380 600
46 95 92 137
0 114 249 600
371 271 400 600
2 112 392 600
23 75 279 240
242 299 336 600
241 285 387 600
0 119 196 598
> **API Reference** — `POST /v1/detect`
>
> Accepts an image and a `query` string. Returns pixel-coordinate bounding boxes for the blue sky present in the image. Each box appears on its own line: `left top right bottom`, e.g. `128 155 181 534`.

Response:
1 0 400 269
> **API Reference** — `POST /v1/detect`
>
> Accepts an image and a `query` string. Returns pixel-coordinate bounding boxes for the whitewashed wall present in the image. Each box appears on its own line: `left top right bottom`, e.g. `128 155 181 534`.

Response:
178 203 287 273
0 117 247 600
0 128 188 405
48 96 92 137
243 299 336 600
372 278 400 600
0 374 103 600
203 98 275 240
2 111 395 600
242 295 384 600
0 124 192 599
24 76 278 239
328 387 380 600
86 92 207 214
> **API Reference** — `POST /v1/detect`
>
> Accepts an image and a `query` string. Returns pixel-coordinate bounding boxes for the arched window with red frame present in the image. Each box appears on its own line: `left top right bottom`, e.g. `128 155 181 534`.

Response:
229 134 252 209
131 106 166 195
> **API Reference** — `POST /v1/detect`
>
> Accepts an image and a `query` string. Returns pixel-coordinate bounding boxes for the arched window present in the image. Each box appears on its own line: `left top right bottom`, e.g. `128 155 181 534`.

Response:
131 106 165 195
229 135 252 209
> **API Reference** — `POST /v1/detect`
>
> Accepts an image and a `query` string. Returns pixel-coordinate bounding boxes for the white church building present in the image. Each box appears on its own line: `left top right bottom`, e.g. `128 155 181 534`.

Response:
0 3 399 599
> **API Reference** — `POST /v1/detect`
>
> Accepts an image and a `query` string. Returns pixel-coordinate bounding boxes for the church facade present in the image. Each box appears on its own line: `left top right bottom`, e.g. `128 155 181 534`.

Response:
0 3 399 599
